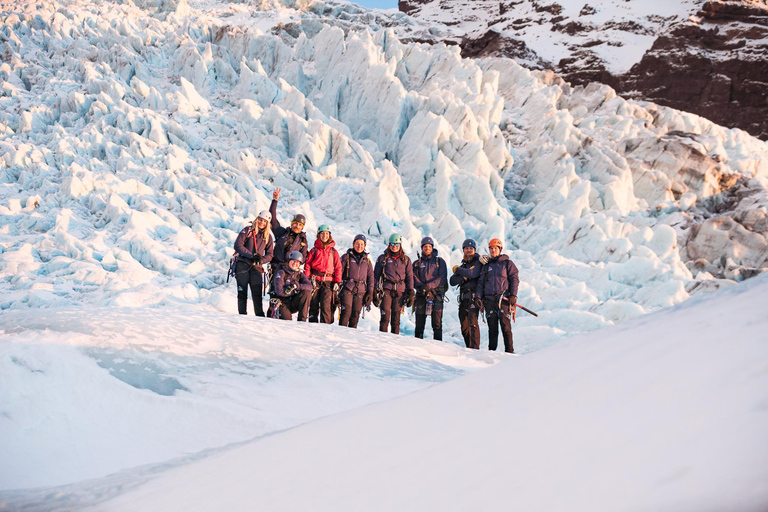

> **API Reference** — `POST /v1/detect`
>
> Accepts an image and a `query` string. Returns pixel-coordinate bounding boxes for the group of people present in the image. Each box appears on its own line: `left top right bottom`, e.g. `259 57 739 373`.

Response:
232 189 519 353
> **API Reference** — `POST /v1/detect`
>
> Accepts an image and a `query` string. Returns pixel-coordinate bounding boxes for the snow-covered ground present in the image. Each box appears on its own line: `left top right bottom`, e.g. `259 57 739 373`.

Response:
0 305 501 491
4 257 767 511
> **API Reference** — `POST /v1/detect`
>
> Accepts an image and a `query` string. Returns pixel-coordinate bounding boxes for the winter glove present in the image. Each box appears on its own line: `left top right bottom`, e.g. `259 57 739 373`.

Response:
333 282 341 293
372 291 382 308
253 253 262 264
478 254 489 264
252 263 264 273
452 265 459 273
284 283 297 296
474 297 484 310
405 289 415 308
363 292 373 307
509 295 517 307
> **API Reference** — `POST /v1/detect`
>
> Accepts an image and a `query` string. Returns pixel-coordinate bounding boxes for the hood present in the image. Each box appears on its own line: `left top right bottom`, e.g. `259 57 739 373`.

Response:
348 248 367 259
490 254 509 263
314 237 335 250
420 249 439 262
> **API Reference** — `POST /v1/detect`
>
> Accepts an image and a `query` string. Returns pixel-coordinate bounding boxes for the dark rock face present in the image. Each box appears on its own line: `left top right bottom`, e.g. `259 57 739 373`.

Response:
400 0 768 140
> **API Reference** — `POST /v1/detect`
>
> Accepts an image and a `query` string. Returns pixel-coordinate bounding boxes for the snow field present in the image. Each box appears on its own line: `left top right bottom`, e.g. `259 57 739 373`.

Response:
0 305 502 490
26 259 768 512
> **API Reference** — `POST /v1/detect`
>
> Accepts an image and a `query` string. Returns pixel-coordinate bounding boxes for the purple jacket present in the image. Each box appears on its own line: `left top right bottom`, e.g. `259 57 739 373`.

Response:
476 254 519 299
449 254 483 300
273 267 313 298
374 249 414 293
413 250 448 295
234 227 274 264
340 250 375 295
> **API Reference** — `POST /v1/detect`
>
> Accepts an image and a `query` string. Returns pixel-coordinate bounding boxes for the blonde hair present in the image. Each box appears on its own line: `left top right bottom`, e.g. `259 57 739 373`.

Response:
251 219 270 245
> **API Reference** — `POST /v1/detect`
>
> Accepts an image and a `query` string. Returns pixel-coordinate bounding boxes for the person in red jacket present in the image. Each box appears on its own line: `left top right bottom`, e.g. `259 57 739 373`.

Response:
304 224 342 323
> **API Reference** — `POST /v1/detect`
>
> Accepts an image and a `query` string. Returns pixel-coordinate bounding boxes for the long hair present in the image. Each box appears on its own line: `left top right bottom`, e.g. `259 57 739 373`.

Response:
251 219 270 245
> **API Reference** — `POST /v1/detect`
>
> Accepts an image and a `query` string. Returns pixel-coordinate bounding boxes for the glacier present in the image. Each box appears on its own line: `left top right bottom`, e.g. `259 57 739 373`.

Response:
2 0 768 506
2 0 767 349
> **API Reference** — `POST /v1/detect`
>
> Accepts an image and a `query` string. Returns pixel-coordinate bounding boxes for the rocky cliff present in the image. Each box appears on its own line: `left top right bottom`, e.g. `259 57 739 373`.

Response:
398 0 768 140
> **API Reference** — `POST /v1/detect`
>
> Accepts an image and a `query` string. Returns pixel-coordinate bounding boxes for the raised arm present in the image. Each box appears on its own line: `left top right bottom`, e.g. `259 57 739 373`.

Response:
269 187 286 237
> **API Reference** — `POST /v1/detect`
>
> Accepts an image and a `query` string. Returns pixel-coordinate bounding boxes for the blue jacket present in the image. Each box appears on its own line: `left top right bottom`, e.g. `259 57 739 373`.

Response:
413 250 447 296
476 254 519 299
449 254 482 300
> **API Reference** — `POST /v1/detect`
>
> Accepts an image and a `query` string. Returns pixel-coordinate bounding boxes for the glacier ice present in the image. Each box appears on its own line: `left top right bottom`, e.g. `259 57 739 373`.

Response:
0 0 767 347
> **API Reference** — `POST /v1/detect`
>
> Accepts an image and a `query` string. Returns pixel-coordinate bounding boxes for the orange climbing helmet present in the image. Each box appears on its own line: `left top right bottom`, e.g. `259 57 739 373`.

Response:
488 238 503 249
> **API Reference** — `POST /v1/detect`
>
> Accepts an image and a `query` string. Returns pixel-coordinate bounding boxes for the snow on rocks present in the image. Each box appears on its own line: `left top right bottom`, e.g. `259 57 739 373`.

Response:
0 0 767 348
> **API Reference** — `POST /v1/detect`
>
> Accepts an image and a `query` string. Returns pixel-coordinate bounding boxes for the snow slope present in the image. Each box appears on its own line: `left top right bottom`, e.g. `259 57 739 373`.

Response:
0 306 501 491
7 259 768 511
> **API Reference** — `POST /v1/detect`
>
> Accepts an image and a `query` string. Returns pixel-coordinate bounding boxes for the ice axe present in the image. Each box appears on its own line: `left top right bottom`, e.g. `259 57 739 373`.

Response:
516 303 538 317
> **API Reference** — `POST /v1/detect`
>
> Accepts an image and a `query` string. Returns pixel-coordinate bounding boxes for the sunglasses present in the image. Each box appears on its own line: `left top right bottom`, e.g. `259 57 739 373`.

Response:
389 243 401 247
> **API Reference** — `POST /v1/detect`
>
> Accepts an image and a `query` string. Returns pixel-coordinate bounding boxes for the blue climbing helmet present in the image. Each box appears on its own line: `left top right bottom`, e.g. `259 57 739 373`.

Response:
389 233 403 245
462 238 477 249
288 251 304 263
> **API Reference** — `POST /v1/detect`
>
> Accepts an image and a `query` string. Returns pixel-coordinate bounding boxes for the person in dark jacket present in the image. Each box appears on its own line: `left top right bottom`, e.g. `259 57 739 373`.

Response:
338 234 375 328
271 251 313 321
269 187 309 273
449 238 483 349
475 238 520 353
234 211 274 316
374 233 414 334
413 236 448 340
304 224 342 324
